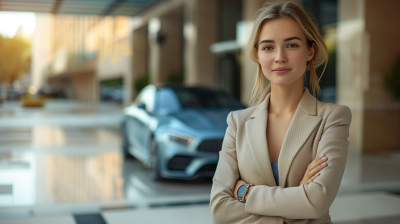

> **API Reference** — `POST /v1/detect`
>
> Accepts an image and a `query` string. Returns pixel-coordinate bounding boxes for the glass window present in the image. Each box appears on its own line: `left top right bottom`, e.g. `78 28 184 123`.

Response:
156 88 181 113
171 87 240 109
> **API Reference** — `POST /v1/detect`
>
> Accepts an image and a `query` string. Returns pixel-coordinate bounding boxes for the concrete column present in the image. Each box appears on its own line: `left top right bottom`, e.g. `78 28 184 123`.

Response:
80 76 83 100
240 0 267 106
80 76 84 100
74 77 78 100
337 0 367 155
148 18 160 85
86 74 90 101
184 0 218 87
331 0 368 192
124 34 134 106
32 14 53 88
338 0 400 155
131 27 148 100
89 74 93 101
92 74 99 102
148 7 183 85
362 0 400 155
336 0 400 191
83 75 86 101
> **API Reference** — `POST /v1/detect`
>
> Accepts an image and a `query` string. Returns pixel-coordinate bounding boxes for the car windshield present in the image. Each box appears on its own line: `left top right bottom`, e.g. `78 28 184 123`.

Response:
171 87 239 109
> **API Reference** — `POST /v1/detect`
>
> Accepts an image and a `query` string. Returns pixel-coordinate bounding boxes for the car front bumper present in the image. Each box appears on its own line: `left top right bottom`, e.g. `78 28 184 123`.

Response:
156 135 223 180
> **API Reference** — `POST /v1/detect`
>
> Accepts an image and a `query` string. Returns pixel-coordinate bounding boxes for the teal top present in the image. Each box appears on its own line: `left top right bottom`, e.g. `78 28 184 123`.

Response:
271 161 279 186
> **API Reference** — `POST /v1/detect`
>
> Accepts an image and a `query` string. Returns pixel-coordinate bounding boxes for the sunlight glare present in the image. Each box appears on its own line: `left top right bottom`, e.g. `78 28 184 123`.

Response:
0 12 36 37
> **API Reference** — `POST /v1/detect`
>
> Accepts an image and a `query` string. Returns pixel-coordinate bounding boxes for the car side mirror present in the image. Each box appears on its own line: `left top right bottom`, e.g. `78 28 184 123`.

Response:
137 103 146 110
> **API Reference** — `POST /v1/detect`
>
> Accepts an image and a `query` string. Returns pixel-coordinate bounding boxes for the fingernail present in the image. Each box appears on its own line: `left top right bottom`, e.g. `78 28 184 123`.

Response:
321 157 327 161
319 155 324 158
321 162 327 166
314 173 320 176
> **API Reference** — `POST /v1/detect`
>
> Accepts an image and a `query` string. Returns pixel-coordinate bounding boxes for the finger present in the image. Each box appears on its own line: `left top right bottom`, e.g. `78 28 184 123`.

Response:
306 172 320 184
306 158 324 172
307 156 328 172
310 155 328 167
303 161 327 182
308 161 328 177
301 156 328 186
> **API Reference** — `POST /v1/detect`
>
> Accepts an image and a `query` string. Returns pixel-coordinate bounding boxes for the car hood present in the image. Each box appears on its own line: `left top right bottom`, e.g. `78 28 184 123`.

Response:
169 109 232 130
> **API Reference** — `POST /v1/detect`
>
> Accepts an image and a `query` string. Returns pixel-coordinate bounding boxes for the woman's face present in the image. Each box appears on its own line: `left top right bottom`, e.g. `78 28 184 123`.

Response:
256 17 315 87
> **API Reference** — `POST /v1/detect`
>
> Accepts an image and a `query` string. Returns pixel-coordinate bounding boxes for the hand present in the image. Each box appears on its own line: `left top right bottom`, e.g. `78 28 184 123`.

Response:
299 155 328 186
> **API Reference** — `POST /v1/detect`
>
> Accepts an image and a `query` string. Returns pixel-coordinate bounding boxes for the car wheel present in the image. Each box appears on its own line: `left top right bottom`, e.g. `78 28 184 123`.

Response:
150 139 163 181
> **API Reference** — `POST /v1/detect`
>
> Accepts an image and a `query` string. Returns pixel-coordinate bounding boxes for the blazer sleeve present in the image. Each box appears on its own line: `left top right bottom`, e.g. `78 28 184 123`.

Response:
244 105 352 219
210 111 276 224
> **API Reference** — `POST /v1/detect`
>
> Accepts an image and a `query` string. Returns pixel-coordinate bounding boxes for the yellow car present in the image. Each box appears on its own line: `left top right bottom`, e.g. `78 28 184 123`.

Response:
21 94 44 107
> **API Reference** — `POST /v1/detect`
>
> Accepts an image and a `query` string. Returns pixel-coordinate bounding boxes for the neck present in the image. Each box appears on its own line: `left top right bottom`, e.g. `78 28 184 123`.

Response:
268 79 304 115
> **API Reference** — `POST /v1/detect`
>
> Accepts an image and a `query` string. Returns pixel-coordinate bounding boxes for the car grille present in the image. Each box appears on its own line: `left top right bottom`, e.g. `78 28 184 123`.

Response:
167 156 193 170
198 139 223 153
198 164 217 171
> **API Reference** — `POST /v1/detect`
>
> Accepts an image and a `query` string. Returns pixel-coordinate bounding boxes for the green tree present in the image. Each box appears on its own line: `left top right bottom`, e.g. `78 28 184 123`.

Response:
0 34 31 84
134 75 149 93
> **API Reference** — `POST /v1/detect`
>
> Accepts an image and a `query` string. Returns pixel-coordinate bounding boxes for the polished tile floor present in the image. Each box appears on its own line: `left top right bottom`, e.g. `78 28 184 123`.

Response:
0 100 211 214
0 99 399 223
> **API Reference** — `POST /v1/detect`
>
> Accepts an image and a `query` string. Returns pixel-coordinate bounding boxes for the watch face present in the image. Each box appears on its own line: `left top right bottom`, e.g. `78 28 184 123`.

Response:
237 185 247 197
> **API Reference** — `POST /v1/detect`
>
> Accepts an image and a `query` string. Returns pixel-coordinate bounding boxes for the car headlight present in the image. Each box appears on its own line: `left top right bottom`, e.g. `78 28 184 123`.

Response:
168 133 194 145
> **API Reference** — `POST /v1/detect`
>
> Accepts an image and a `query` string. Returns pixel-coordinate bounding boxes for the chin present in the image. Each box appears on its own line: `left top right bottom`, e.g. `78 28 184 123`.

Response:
268 77 298 86
266 73 303 87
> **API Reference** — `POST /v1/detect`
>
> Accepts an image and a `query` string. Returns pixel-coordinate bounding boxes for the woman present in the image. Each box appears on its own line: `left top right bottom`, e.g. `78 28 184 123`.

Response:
209 0 352 223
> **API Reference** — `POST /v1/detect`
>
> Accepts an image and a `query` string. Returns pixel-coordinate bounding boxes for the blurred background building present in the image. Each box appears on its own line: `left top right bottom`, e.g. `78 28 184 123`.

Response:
13 0 397 156
0 0 400 223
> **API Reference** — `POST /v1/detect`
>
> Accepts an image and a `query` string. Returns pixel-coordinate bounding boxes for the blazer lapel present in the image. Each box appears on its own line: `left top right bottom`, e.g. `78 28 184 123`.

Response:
245 92 276 186
245 87 322 187
278 88 322 187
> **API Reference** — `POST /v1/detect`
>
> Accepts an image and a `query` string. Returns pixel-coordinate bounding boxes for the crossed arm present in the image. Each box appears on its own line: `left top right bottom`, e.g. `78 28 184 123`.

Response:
232 154 327 202
209 106 352 223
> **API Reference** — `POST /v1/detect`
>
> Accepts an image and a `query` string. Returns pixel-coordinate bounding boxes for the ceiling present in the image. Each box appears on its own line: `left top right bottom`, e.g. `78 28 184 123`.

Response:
0 0 163 16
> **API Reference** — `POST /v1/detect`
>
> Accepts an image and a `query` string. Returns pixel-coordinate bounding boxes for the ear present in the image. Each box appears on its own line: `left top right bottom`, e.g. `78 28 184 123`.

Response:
307 42 316 62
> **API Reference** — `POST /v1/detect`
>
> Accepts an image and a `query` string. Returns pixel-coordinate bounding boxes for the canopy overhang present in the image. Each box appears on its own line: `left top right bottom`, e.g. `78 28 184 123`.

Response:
0 0 162 16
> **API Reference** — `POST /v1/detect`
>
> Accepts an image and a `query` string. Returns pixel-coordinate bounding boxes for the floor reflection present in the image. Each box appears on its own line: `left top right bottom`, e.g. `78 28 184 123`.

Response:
0 127 120 148
45 152 124 203
0 152 35 206
122 158 212 199
0 149 213 207
0 100 212 209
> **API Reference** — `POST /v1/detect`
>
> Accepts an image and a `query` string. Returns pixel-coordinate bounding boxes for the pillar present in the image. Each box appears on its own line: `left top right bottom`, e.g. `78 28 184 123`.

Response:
130 26 149 101
361 0 400 155
148 7 183 85
183 0 218 87
240 0 267 106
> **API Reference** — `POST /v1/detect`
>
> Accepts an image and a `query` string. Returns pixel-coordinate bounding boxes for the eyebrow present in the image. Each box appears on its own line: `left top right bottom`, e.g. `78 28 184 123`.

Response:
259 36 302 45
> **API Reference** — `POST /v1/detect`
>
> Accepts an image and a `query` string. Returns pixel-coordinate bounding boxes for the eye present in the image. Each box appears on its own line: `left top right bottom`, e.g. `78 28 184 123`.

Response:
288 44 299 48
263 46 273 51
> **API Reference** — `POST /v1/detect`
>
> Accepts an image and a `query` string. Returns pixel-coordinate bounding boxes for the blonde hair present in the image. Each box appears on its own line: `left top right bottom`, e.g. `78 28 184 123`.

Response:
248 0 328 107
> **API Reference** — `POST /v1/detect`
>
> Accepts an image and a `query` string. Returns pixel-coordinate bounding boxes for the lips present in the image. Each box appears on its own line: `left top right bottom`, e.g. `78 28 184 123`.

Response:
272 67 291 75
273 67 291 71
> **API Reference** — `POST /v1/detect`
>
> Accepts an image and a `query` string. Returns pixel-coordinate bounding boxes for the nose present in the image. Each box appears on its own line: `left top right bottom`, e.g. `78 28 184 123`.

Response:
275 47 287 63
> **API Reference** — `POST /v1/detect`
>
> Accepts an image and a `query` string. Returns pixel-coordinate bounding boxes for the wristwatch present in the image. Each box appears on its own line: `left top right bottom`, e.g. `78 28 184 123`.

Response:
237 183 253 203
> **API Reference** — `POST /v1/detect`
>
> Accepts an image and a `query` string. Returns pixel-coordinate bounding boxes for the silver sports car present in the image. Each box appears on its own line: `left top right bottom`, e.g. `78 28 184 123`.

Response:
121 84 245 180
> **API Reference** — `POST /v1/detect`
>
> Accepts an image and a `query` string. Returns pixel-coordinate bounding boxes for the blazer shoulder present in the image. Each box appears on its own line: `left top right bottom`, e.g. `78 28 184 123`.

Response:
316 101 352 125
229 105 258 124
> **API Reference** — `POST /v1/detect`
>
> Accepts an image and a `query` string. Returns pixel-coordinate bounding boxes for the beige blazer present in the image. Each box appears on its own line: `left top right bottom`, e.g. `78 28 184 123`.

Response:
210 87 352 224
